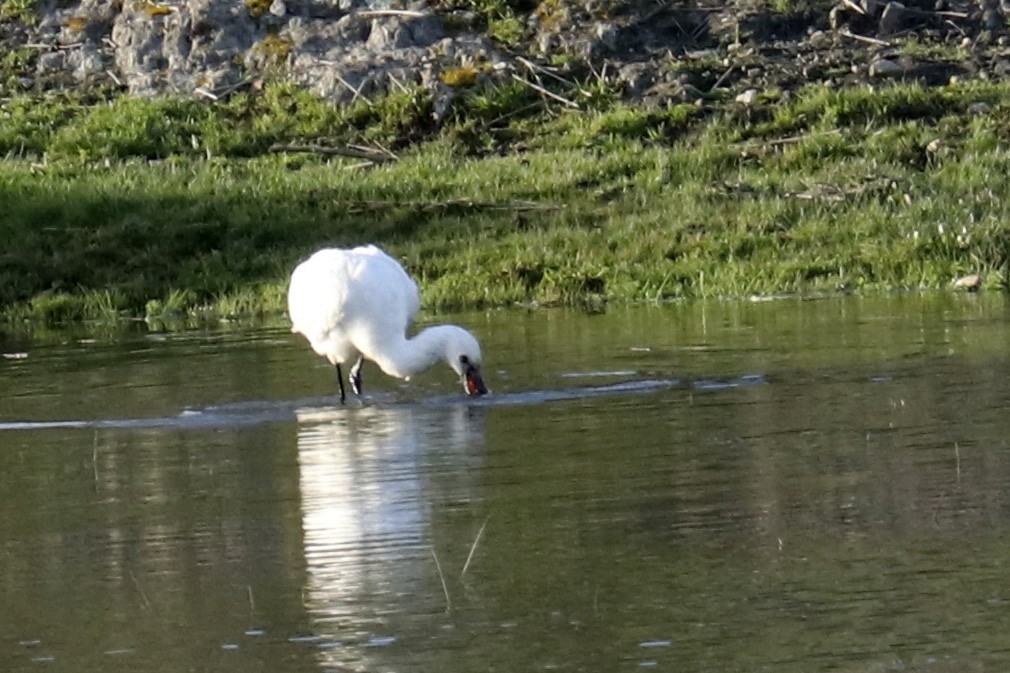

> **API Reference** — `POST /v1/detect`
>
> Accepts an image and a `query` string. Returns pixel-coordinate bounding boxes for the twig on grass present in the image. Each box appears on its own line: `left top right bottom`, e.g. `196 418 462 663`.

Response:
268 143 398 163
510 74 580 109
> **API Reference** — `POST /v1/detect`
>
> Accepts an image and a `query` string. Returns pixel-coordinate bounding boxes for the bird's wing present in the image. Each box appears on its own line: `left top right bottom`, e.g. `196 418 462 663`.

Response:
350 247 421 333
288 249 356 348
288 246 422 367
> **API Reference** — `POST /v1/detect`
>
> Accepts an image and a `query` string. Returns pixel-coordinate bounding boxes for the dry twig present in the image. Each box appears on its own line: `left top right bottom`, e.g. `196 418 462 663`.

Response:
511 73 580 109
268 143 398 163
839 29 891 46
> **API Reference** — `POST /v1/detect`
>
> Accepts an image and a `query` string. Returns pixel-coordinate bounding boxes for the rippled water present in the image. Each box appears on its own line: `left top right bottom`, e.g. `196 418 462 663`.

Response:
2 294 1010 672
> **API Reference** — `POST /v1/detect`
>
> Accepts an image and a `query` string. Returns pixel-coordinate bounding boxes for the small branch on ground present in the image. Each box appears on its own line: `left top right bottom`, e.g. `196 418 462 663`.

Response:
339 198 563 214
268 143 398 163
511 73 580 109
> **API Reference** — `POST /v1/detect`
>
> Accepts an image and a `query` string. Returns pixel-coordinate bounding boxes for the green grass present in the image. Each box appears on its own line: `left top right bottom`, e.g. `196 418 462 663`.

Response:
0 0 37 22
2 78 1010 324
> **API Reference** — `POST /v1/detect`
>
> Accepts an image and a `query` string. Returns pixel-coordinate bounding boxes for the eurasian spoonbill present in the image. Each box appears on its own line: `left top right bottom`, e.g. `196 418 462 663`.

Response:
288 245 488 402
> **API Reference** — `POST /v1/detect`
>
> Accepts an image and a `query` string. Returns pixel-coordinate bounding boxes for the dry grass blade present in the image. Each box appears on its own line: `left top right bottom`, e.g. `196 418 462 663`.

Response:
839 29 891 46
431 546 451 612
267 143 397 162
461 516 489 577
510 74 580 109
129 570 152 610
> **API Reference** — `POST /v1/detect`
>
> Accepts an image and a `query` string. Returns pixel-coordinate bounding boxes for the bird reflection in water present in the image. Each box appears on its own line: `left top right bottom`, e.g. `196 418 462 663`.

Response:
295 403 486 655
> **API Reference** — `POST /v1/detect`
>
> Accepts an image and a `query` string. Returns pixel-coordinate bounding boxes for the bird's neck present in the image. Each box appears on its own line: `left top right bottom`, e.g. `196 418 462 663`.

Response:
371 325 458 380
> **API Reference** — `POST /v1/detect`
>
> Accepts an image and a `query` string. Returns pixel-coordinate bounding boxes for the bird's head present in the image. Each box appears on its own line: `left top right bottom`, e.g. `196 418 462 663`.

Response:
445 328 488 396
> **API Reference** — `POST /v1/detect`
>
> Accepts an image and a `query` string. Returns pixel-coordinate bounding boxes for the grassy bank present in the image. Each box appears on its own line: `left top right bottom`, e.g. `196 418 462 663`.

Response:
3 79 1010 323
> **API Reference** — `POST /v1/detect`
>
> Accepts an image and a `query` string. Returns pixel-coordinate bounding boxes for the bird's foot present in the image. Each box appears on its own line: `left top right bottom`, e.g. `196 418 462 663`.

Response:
336 363 347 404
349 357 363 396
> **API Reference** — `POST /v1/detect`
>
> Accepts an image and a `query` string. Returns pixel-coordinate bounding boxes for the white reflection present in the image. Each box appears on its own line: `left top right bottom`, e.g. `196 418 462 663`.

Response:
296 403 485 642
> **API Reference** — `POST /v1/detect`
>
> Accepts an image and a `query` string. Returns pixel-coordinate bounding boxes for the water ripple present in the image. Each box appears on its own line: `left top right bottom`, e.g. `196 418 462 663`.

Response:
0 374 765 433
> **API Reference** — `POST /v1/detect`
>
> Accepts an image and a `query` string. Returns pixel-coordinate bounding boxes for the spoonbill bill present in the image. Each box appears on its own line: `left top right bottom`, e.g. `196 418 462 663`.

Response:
288 245 488 402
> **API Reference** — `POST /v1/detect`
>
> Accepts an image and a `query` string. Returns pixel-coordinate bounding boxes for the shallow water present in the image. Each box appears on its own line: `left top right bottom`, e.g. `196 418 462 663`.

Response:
2 294 1010 672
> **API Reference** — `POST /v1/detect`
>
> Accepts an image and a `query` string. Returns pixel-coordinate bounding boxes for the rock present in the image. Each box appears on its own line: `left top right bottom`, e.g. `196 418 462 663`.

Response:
861 0 883 15
111 0 258 95
617 62 655 97
869 58 902 77
431 82 456 124
735 88 759 105
878 2 907 34
405 15 446 47
807 30 829 46
66 45 109 82
640 81 702 108
982 8 1002 30
36 50 67 73
366 17 415 50
594 22 619 52
5 0 1010 121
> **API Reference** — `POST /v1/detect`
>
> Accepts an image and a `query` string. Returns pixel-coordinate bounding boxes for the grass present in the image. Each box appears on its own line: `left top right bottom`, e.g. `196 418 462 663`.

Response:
0 0 37 22
2 77 1010 324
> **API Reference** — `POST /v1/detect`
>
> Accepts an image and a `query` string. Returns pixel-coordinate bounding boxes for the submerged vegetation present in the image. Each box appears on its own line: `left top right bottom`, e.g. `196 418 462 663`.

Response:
3 74 1010 324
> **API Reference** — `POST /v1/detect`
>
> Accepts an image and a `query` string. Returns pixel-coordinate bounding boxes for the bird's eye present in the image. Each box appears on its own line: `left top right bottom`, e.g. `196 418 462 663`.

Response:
459 355 470 365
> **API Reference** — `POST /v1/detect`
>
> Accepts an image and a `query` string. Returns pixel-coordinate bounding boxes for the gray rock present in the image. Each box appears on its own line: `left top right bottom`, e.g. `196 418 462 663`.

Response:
366 17 414 50
869 58 902 77
617 62 654 97
982 8 1002 29
641 81 702 107
594 22 619 52
365 15 444 51
406 15 445 47
431 82 456 123
109 0 258 94
861 0 883 14
878 1 907 34
735 88 759 105
36 50 67 73
11 0 1005 121
288 15 369 53
18 0 476 104
65 44 109 82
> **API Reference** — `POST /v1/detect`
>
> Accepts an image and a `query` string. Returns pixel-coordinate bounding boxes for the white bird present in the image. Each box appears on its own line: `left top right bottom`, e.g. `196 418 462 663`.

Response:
288 245 488 402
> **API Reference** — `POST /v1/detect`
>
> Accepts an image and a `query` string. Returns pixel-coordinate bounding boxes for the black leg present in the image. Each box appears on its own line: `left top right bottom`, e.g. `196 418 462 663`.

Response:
335 363 347 404
349 356 364 396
